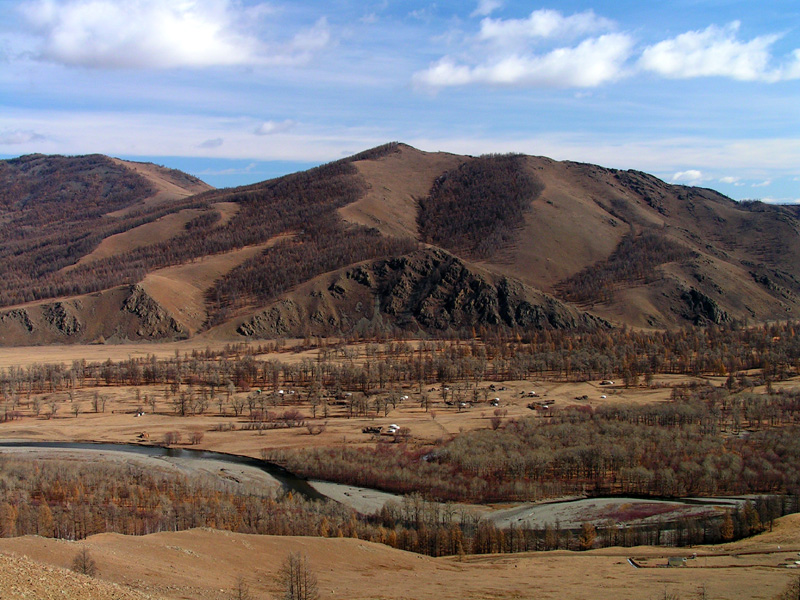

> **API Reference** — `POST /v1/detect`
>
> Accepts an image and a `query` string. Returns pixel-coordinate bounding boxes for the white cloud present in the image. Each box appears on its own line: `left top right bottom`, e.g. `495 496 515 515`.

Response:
286 18 330 58
0 108 389 162
414 33 633 89
20 0 331 69
471 0 502 18
478 9 614 44
414 13 800 91
0 129 46 144
752 179 772 187
639 22 800 82
671 170 705 185
413 8 623 90
719 176 747 187
254 120 296 135
198 137 224 149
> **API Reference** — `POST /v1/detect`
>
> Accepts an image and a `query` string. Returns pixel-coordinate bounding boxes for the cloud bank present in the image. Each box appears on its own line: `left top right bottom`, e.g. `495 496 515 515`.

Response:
20 0 331 69
639 22 800 82
414 10 800 89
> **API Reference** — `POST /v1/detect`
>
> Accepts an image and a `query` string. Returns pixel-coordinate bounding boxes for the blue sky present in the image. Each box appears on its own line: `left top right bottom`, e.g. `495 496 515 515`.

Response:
1 0 799 202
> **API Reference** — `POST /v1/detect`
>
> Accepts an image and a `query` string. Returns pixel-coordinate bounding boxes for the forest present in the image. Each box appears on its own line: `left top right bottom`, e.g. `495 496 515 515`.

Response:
417 153 542 260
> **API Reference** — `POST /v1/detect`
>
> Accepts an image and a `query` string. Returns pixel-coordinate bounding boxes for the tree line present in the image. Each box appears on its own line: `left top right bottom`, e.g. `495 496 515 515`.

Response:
0 454 789 557
1 320 797 399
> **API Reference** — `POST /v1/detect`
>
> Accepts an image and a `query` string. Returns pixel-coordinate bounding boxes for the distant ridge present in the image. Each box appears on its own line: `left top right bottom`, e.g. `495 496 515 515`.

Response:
0 143 798 344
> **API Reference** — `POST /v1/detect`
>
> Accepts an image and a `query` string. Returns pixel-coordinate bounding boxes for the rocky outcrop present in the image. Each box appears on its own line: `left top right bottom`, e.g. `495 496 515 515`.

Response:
238 248 606 338
123 285 188 338
43 302 82 335
0 309 35 332
680 288 729 325
0 285 188 345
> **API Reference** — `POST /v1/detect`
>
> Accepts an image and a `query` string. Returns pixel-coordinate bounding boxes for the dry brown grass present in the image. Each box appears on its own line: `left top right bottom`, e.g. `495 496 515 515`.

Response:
0 551 152 600
140 234 292 333
72 208 206 268
0 339 738 456
339 144 464 239
0 523 796 600
106 158 212 217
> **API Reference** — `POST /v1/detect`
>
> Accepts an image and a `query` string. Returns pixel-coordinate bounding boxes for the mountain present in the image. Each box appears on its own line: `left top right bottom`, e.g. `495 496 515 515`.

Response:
0 143 798 345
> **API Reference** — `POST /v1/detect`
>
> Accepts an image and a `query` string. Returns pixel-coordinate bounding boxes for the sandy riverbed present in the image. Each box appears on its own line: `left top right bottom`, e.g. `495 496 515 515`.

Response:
0 446 285 495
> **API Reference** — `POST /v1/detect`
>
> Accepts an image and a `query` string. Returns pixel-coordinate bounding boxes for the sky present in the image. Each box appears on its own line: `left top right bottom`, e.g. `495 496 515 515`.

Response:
0 0 799 202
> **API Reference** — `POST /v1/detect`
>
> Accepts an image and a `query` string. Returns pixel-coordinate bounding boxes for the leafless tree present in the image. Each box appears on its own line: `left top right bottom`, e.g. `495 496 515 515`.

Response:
278 552 319 600
231 575 252 600
163 431 182 445
71 546 97 577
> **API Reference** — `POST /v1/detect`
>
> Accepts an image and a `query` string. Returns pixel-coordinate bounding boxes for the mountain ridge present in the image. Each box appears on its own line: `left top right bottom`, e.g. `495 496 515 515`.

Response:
0 143 798 345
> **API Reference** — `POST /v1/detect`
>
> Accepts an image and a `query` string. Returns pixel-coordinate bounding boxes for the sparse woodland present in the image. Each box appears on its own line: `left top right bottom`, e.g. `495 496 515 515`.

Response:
3 320 798 397
276 392 800 502
0 450 789 556
0 320 799 555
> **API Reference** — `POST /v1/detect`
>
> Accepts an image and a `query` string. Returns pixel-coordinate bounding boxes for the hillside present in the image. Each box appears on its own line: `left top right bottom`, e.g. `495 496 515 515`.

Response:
0 143 798 344
1 518 798 600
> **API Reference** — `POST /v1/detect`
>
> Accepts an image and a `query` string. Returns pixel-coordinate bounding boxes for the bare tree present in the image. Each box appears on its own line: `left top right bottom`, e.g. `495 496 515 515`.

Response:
231 575 252 600
163 431 182 445
278 552 319 600
71 546 97 577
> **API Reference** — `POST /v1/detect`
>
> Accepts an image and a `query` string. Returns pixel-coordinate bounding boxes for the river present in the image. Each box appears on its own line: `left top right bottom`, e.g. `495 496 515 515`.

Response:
0 440 748 529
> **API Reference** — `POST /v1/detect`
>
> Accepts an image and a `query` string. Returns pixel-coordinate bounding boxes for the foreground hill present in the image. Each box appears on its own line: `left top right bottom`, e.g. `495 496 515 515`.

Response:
0 143 798 344
1 516 798 599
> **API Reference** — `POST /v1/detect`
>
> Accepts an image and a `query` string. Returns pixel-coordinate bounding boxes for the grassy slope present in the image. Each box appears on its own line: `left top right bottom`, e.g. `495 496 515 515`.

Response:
0 516 797 600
